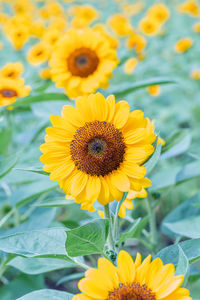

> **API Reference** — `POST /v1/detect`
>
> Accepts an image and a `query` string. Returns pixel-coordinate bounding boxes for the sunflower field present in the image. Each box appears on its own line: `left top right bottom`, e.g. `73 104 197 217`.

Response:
1 0 200 299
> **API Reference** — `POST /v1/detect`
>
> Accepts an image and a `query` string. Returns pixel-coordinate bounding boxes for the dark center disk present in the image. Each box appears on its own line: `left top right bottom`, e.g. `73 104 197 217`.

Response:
0 89 17 98
67 47 99 78
108 283 156 300
70 121 126 177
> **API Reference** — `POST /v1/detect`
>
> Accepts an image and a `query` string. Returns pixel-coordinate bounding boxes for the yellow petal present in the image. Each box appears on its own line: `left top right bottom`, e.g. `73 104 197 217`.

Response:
117 250 135 284
86 176 101 202
111 170 130 192
71 171 88 196
112 100 130 129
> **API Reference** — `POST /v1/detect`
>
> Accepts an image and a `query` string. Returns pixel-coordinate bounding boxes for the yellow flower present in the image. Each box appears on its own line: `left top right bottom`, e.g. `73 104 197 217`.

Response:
190 69 200 80
13 0 34 15
71 5 99 28
73 250 191 300
30 21 45 38
40 68 51 80
49 28 118 98
121 2 144 17
0 62 24 79
147 4 170 24
0 13 9 24
48 17 67 32
0 77 31 107
27 42 50 66
42 29 61 48
174 37 193 53
108 14 133 36
157 137 166 146
124 58 138 74
178 0 200 17
126 33 146 53
193 22 200 33
40 92 156 212
147 85 161 97
93 24 119 49
139 17 161 36
5 24 30 50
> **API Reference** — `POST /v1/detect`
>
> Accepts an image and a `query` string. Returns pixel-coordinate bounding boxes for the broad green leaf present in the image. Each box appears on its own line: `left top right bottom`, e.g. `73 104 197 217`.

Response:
175 245 189 277
17 289 73 300
8 257 75 275
12 93 69 108
145 142 162 175
162 192 200 238
156 238 200 265
150 166 180 191
112 77 176 97
161 130 191 159
117 218 141 246
66 219 109 257
0 151 21 179
7 180 57 208
0 228 68 258
176 160 200 184
57 272 84 286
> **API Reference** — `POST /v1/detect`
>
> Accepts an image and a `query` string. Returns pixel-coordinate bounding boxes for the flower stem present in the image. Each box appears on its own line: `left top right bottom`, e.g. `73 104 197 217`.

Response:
104 204 115 253
113 192 128 240
145 197 157 251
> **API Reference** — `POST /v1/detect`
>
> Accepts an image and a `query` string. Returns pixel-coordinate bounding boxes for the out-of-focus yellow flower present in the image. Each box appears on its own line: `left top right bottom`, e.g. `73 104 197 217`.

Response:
157 137 166 146
0 77 31 107
40 1 64 19
121 2 144 17
48 17 67 31
42 29 61 48
147 85 161 97
124 58 138 74
27 42 50 65
31 21 45 38
13 0 35 15
190 69 200 80
5 25 30 50
175 37 193 53
71 5 98 26
108 14 133 36
93 24 119 48
126 33 146 53
0 13 9 24
0 62 24 79
178 0 200 17
139 17 161 36
98 198 134 219
193 22 200 32
40 68 51 80
147 4 170 24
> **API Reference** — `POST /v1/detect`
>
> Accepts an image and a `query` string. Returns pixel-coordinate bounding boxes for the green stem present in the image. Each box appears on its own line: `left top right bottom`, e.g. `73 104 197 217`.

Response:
145 197 157 250
113 192 128 240
73 258 90 270
104 204 115 252
0 208 15 228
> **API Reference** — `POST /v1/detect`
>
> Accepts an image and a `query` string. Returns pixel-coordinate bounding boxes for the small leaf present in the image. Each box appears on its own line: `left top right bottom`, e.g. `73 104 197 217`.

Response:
17 289 73 300
66 219 109 257
175 245 189 277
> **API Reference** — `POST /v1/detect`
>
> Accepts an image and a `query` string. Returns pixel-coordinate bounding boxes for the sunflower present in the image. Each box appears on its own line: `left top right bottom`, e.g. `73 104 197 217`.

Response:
147 85 161 97
40 68 51 80
108 14 133 36
73 250 191 300
124 58 138 74
40 93 156 212
139 17 161 36
27 42 50 65
0 77 31 107
5 24 30 50
49 28 118 98
178 0 200 17
147 4 170 24
42 28 61 48
126 33 146 53
0 62 24 79
71 5 99 28
174 37 193 53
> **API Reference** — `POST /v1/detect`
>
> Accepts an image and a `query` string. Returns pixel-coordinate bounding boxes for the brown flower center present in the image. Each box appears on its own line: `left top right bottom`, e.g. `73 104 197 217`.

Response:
67 47 99 77
108 283 156 300
0 89 17 98
70 121 126 176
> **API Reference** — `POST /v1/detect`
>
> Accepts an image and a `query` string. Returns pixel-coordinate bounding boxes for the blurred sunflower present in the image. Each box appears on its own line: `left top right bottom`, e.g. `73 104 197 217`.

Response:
49 28 118 98
73 250 191 300
27 42 50 65
0 62 24 79
71 5 99 28
40 68 51 80
178 0 200 17
40 93 156 211
193 22 200 33
147 4 170 24
124 57 138 74
139 17 161 36
147 85 161 97
5 24 30 50
42 28 61 48
175 37 193 53
108 14 133 36
126 33 146 53
0 78 31 107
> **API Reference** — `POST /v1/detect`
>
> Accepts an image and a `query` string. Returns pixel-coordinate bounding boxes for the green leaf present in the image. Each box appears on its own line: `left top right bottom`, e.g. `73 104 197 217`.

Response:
176 160 200 184
117 218 141 246
12 93 70 108
15 168 48 176
161 130 191 159
113 77 176 97
150 166 180 191
145 142 162 175
0 228 68 258
0 127 12 156
162 192 200 238
66 219 109 257
156 238 200 265
0 151 21 179
17 289 73 300
57 272 84 286
8 257 75 275
33 197 74 207
175 245 189 277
